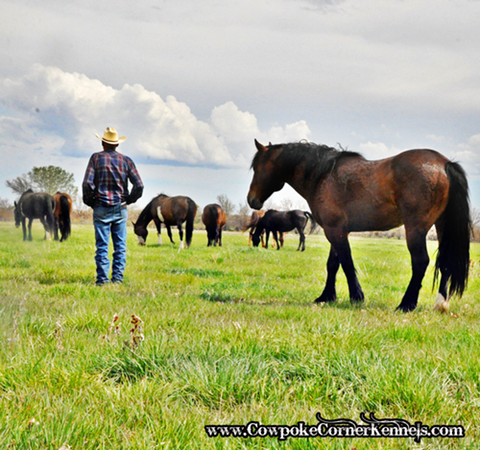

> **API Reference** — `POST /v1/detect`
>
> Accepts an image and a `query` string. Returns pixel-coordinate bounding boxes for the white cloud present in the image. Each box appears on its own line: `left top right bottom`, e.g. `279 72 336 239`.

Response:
0 65 311 170
358 141 402 160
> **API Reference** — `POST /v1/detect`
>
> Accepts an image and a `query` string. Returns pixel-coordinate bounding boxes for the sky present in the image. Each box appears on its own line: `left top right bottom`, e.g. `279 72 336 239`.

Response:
1 0 480 212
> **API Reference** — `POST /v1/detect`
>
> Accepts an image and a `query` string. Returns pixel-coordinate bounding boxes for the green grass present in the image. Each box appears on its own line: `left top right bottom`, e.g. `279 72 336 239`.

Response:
0 221 479 449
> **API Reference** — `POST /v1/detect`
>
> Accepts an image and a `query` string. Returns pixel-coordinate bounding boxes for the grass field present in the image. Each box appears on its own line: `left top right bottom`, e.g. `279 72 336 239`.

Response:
0 221 479 449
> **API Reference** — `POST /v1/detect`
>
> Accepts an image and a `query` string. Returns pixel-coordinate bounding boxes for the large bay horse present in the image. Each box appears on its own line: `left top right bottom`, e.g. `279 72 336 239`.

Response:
252 209 315 251
14 189 56 241
247 140 471 312
133 194 197 249
53 192 72 242
201 203 227 246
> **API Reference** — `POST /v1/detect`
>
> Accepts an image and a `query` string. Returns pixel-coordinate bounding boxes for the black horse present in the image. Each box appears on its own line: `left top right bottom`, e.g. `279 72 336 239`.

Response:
14 189 56 241
252 209 315 251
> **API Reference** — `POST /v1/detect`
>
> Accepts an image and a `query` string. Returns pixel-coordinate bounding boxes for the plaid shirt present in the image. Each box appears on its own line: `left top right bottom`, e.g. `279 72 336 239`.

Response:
82 150 144 207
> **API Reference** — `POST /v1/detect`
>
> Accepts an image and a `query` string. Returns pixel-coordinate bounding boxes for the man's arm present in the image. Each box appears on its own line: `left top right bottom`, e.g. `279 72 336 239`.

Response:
82 156 97 207
125 159 144 205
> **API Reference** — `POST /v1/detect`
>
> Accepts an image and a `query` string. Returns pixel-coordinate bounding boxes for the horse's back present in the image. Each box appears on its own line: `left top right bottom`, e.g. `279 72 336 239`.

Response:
390 150 451 225
316 149 452 232
159 195 196 224
202 203 226 227
22 192 54 218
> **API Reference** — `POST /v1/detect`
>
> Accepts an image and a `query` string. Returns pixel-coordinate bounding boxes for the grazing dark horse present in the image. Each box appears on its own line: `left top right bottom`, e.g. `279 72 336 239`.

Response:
247 140 471 312
133 194 197 249
243 210 284 248
252 209 315 251
53 192 72 242
201 203 227 246
14 189 56 241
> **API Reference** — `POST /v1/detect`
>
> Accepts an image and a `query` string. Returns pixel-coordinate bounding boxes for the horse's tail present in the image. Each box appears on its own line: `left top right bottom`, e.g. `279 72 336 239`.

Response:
59 195 71 241
434 161 472 297
46 196 56 237
185 198 197 248
304 211 317 234
207 205 220 242
242 211 260 232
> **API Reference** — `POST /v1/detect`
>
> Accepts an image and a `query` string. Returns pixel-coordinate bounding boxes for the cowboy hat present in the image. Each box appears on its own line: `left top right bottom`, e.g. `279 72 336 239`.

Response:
96 127 126 144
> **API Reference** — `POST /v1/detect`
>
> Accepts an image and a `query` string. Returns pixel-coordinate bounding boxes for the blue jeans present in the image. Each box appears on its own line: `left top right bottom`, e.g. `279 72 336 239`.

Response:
93 204 128 285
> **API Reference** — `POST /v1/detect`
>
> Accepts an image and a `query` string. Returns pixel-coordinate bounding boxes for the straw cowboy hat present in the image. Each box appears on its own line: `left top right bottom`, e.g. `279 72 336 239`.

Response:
96 127 126 144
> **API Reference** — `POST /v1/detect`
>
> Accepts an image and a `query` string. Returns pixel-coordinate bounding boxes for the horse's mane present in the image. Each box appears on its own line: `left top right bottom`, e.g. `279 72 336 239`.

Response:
137 193 170 223
251 141 364 183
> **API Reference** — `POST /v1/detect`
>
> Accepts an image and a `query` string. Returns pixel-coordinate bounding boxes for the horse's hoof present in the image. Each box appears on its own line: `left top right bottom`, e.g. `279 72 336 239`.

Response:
314 294 336 303
396 303 416 313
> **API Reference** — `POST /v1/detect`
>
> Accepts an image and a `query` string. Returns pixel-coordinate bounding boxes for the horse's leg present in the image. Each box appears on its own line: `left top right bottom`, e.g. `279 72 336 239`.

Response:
53 216 59 241
297 227 306 251
153 217 162 245
315 246 339 303
433 220 450 311
28 218 33 241
177 222 184 249
264 230 270 249
166 225 175 244
22 218 27 241
218 227 223 246
396 228 430 312
40 217 50 240
324 232 364 303
273 230 281 250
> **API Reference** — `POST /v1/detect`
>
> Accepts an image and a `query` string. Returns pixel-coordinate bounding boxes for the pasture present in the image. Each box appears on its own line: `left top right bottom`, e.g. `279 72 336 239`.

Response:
0 221 479 449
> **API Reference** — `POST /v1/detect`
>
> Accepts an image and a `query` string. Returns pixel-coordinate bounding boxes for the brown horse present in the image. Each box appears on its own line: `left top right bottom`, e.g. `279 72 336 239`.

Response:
133 194 197 249
243 210 284 248
201 203 227 246
53 192 72 242
247 140 471 312
14 189 55 241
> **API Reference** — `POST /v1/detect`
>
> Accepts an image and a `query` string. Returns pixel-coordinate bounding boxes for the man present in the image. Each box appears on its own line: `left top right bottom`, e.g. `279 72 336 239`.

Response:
82 127 144 285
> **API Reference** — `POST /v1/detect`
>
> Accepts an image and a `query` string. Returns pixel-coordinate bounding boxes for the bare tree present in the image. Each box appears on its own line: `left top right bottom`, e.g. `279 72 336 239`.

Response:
5 174 32 195
216 194 236 216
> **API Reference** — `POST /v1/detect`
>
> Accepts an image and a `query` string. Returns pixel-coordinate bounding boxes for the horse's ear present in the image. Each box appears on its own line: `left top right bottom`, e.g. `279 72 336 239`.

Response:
254 139 268 152
131 220 136 227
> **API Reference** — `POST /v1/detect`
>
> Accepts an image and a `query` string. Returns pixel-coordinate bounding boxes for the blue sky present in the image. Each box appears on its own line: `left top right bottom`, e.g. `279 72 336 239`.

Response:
1 0 480 212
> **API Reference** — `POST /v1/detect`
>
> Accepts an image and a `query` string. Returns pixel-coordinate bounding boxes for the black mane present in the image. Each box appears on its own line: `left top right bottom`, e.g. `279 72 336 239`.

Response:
251 141 363 183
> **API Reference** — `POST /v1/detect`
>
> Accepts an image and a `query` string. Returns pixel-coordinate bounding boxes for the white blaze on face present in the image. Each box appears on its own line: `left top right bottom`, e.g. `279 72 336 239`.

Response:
433 293 449 313
137 235 146 246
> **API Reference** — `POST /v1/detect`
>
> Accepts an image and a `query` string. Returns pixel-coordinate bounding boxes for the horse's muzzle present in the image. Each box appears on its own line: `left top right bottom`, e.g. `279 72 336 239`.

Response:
247 194 263 210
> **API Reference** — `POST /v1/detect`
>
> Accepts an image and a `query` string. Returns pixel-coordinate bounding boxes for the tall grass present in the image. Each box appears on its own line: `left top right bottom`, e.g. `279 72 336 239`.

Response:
0 221 479 449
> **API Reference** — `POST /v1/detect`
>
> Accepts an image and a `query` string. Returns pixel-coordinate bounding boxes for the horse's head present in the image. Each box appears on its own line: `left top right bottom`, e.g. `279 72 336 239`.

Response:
247 140 286 210
251 230 261 247
132 221 148 245
13 201 22 227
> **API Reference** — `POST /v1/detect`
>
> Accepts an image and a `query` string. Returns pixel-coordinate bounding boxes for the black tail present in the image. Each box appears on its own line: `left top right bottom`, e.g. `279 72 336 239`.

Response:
46 196 56 236
304 211 317 234
434 162 472 297
206 205 219 244
59 195 71 241
185 199 197 248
